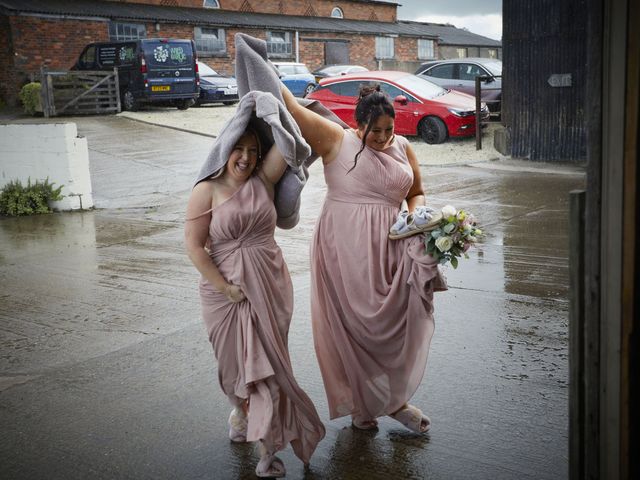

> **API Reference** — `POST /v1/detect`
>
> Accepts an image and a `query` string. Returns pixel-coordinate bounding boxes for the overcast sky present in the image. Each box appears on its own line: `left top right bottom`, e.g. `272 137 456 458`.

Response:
396 0 503 40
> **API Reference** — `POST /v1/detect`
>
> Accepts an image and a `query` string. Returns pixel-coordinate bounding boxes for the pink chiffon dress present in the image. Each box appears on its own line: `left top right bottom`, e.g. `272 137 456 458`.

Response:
197 175 325 463
310 130 447 421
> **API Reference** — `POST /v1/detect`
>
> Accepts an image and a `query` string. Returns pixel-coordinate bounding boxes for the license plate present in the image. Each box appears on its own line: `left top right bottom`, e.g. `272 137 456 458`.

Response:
152 85 171 92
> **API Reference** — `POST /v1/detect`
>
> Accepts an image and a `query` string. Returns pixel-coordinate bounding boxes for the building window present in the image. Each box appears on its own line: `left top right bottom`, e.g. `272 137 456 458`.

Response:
417 39 435 60
203 0 220 8
456 48 468 58
331 7 344 18
488 49 497 59
109 22 146 41
375 37 394 59
194 27 226 54
266 31 292 57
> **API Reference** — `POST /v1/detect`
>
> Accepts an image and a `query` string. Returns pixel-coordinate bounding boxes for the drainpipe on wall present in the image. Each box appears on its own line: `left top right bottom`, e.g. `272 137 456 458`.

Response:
295 31 299 63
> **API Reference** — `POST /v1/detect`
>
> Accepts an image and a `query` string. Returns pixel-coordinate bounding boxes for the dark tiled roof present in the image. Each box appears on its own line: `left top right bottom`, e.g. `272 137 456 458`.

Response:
0 0 501 46
399 21 502 47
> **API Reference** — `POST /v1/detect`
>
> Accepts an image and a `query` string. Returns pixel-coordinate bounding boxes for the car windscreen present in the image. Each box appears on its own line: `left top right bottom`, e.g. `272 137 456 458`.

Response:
320 65 344 75
198 62 218 76
396 75 446 99
143 41 193 67
483 61 502 76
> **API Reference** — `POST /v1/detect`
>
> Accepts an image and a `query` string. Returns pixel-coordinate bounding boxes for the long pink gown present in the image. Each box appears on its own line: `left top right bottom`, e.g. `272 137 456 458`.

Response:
311 130 447 421
198 175 324 463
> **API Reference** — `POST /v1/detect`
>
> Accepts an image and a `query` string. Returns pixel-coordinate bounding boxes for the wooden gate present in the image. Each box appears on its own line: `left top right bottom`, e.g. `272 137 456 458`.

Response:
40 68 121 117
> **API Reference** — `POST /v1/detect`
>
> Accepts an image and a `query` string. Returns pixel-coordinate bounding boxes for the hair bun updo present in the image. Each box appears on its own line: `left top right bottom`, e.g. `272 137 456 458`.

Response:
357 83 381 100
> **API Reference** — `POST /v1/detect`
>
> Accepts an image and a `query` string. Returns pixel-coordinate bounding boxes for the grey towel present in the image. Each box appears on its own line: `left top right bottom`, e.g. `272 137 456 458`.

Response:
234 32 348 229
194 90 311 188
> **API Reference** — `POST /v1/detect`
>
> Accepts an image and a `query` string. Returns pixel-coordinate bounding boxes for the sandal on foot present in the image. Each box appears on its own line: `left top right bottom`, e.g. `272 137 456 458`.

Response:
255 454 286 478
351 415 378 430
228 407 248 443
389 206 442 240
389 405 431 433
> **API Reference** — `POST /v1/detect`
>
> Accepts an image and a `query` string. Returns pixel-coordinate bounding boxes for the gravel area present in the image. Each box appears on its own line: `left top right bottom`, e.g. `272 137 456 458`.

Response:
118 104 504 167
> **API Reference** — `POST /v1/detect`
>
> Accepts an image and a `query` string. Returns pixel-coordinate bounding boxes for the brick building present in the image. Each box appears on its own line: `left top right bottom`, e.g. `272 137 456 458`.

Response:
0 0 502 105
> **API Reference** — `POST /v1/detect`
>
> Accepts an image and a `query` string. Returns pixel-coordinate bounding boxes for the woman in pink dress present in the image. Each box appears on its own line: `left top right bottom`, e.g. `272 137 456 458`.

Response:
282 84 447 432
184 128 325 478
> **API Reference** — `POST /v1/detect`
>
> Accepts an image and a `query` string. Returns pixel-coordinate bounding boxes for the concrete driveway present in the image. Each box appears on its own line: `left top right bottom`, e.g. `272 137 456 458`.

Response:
0 109 584 479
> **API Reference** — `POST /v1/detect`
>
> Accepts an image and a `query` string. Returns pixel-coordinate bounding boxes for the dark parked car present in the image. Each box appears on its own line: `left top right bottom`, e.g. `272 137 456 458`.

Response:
312 64 369 83
196 62 238 106
307 71 489 144
272 62 317 97
415 58 502 113
73 38 199 111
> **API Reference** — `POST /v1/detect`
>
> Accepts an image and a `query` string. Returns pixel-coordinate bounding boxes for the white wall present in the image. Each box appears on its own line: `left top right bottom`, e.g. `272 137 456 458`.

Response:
0 123 93 210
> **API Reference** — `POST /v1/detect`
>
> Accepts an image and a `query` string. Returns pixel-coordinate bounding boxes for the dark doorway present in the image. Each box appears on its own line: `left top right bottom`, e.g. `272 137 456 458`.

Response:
324 41 349 65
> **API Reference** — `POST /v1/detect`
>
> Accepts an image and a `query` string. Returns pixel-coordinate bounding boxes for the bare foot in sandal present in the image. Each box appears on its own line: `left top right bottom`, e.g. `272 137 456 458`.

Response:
389 404 431 433
255 453 286 478
351 415 378 430
228 407 248 443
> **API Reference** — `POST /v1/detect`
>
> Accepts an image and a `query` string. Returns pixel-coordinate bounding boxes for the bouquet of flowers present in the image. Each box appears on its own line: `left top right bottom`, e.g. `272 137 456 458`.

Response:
424 205 482 268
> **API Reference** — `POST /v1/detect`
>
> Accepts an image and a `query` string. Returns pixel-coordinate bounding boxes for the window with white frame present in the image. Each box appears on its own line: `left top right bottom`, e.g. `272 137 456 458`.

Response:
194 27 226 54
488 49 497 59
203 0 220 8
109 22 146 41
456 47 468 58
417 39 435 60
375 36 394 59
266 31 292 57
331 7 344 18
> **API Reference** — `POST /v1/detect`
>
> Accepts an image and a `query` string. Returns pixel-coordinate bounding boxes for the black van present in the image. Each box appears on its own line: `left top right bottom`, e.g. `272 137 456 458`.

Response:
74 38 199 111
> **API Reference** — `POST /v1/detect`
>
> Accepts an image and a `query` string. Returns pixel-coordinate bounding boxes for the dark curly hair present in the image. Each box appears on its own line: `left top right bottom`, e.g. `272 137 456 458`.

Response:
349 83 395 172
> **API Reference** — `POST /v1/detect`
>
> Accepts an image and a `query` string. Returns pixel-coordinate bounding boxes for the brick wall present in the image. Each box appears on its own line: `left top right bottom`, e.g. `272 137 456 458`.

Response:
105 0 202 7
0 15 13 105
2 15 109 106
222 0 397 22
106 0 398 22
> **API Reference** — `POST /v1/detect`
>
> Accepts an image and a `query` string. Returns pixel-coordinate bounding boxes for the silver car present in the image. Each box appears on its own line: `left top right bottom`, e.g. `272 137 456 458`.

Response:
415 58 502 114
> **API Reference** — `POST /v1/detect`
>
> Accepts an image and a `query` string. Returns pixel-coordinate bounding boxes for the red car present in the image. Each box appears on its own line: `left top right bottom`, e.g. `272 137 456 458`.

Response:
306 70 488 144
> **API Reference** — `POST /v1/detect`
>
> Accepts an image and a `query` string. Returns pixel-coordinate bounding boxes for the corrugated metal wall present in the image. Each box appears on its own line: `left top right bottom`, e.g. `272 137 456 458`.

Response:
503 0 587 162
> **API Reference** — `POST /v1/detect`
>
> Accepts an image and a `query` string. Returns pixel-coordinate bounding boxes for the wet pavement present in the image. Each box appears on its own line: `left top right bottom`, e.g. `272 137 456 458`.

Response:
0 113 585 479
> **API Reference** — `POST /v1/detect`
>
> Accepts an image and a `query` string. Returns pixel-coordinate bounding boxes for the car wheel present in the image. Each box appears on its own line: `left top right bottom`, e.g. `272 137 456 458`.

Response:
222 101 238 106
121 90 139 112
303 83 316 97
176 99 194 110
419 116 448 144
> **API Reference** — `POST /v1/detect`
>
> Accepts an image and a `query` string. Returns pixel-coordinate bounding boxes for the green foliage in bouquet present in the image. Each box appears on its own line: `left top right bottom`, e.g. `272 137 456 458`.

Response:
18 82 42 115
425 205 483 269
0 178 64 216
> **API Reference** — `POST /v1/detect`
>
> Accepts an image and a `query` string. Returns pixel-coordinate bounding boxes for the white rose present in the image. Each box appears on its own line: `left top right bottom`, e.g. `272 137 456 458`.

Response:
441 205 457 218
435 235 453 252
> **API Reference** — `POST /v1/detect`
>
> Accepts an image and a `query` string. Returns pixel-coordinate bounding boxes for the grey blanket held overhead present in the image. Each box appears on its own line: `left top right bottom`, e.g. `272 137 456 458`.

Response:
233 32 348 229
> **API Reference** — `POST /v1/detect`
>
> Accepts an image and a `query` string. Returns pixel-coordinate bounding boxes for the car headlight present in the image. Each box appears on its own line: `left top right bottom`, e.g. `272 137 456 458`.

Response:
447 108 475 117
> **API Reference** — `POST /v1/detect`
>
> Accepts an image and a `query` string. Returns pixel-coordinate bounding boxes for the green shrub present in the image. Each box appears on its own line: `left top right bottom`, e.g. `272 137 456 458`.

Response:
0 178 64 216
18 82 42 115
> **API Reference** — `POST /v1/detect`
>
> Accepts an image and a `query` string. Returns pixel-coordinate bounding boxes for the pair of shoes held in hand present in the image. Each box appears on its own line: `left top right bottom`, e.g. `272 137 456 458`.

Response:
389 205 442 240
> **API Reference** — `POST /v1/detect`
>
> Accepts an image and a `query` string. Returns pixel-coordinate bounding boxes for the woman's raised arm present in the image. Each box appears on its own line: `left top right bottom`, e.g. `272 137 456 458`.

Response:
281 86 344 164
258 144 287 187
